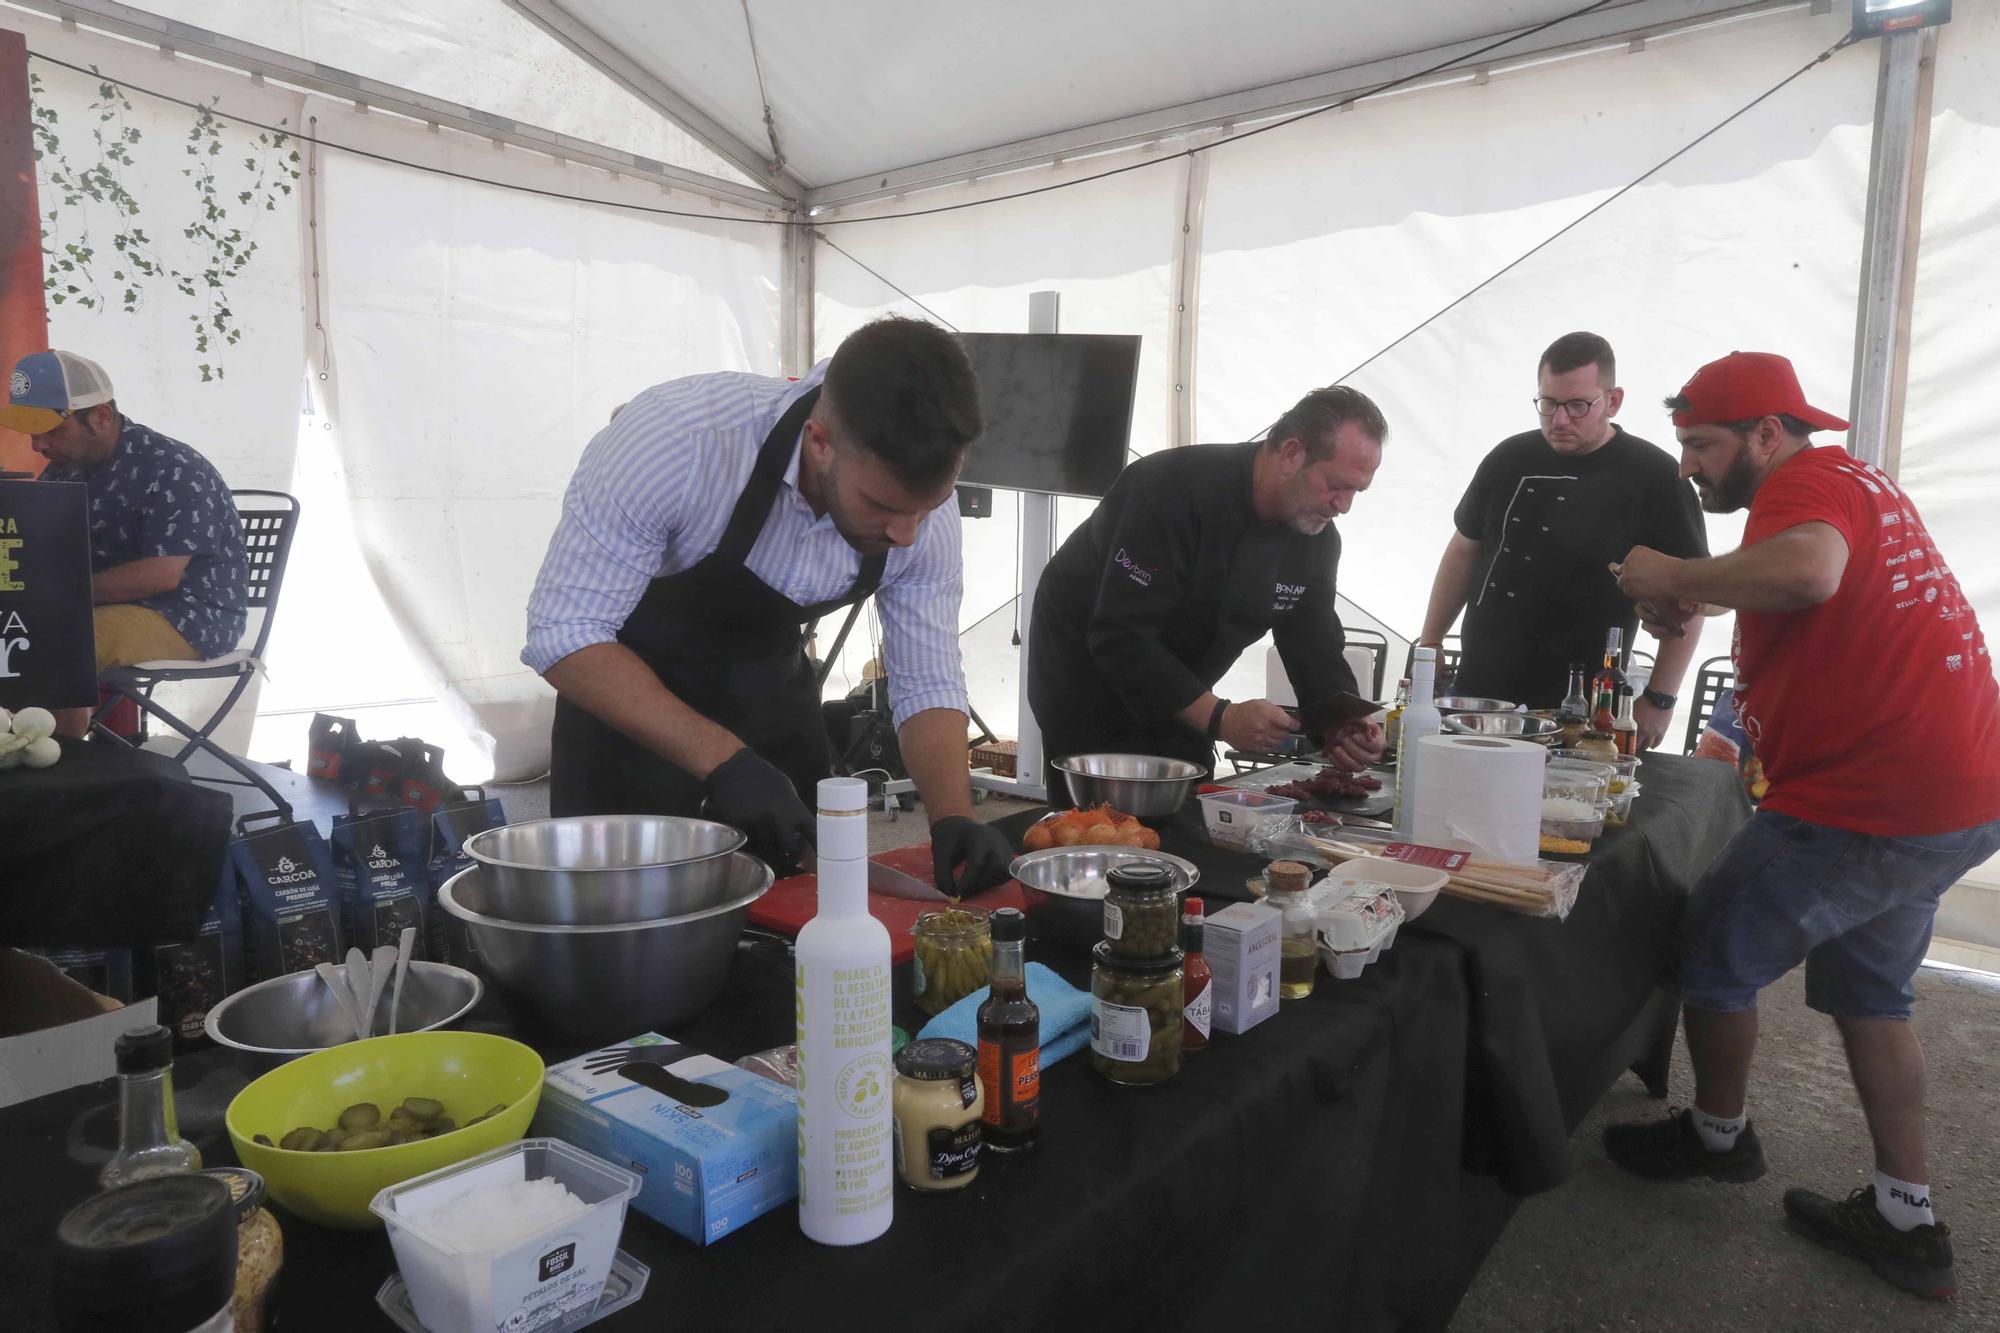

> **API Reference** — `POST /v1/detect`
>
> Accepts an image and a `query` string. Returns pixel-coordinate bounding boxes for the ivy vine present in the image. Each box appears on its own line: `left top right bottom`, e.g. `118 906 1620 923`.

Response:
28 70 302 382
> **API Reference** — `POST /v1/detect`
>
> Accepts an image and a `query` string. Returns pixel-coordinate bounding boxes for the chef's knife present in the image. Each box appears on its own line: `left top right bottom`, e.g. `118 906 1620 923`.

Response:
798 848 949 902
1298 691 1388 742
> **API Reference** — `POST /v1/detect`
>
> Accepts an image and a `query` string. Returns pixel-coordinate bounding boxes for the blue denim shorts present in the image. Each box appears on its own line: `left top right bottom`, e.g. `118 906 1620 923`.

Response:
1681 810 2000 1019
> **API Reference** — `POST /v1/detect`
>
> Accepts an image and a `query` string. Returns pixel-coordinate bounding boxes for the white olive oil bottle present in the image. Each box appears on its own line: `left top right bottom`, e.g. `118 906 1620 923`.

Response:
796 776 894 1245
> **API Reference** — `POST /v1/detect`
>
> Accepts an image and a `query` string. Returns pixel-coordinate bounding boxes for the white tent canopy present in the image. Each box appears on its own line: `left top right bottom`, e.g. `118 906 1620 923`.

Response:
8 2 1993 923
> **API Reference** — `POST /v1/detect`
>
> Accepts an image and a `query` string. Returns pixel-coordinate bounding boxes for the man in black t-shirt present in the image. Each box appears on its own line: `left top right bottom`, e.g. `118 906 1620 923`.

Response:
1029 386 1390 777
1416 333 1708 744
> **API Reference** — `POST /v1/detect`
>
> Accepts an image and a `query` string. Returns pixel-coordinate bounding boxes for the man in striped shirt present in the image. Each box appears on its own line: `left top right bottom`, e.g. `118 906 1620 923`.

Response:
523 318 1015 892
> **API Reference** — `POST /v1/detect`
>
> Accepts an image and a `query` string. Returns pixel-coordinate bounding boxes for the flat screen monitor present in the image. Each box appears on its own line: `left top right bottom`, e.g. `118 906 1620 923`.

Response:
956 332 1141 498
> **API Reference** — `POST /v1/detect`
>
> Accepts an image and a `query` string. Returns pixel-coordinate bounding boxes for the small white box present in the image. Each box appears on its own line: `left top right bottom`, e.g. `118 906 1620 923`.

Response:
1203 901 1281 1035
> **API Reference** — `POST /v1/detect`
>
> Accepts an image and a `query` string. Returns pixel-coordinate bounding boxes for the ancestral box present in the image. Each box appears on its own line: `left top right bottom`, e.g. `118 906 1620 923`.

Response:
1204 901 1281 1035
534 1034 798 1246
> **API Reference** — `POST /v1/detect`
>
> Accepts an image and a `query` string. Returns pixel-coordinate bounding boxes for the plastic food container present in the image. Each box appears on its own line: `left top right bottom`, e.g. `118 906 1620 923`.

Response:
370 1138 640 1333
1315 886 1405 979
1325 856 1451 923
1198 789 1298 851
1551 750 1640 796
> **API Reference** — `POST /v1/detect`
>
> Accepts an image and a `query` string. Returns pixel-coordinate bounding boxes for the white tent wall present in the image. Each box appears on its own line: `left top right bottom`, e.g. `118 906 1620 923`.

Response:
1196 6 1876 738
304 150 783 781
57 0 754 187
812 150 1184 739
14 22 310 752
1902 5 2000 945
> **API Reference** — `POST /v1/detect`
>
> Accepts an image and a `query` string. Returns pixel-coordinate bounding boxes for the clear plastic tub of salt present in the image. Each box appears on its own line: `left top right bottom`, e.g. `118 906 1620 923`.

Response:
370 1138 641 1333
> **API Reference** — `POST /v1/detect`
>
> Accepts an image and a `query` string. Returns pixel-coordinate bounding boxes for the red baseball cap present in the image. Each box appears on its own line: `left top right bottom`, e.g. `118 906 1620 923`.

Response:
1669 351 1849 432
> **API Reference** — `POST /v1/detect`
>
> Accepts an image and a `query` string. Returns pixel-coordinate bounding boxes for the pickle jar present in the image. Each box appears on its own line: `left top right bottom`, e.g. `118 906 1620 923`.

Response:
1102 863 1182 959
1089 943 1184 1086
912 906 993 1016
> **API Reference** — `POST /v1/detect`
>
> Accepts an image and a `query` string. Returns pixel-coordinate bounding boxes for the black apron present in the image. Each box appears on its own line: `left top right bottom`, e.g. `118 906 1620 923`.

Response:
548 387 886 817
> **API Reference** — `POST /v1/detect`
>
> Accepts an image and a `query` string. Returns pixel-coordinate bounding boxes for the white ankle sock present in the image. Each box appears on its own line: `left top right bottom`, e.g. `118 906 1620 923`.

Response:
1692 1105 1747 1152
1874 1171 1935 1231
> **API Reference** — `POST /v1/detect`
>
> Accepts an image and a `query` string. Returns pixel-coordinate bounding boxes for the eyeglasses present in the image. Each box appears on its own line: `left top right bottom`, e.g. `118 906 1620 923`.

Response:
1532 394 1605 419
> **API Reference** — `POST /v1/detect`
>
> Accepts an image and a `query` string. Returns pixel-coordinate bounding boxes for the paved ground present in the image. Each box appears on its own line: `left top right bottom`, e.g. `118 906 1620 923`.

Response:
1456 963 2000 1331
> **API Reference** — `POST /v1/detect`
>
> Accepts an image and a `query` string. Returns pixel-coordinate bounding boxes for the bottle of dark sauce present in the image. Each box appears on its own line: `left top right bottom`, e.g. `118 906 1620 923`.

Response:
977 908 1040 1153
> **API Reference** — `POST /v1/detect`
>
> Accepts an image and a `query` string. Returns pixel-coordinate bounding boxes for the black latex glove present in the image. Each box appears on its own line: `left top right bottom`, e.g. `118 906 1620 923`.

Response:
581 1042 691 1076
930 814 1014 898
704 748 815 870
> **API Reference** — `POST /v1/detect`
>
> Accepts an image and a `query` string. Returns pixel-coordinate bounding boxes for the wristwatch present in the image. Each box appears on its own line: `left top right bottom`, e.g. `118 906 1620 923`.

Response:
1641 687 1678 710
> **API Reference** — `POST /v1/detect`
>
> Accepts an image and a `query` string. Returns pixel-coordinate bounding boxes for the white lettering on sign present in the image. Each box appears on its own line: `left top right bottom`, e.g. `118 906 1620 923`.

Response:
0 635 27 678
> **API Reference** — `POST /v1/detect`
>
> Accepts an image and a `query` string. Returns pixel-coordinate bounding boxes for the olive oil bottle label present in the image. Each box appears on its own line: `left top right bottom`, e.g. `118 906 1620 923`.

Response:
1090 996 1150 1063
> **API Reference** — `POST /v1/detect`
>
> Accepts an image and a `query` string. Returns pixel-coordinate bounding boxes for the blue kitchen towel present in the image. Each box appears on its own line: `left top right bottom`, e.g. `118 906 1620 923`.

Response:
917 962 1094 1067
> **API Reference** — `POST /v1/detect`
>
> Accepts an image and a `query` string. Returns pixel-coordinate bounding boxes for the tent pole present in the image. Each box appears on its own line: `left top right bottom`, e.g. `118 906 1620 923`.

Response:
1848 27 1934 473
1168 145 1213 450
781 222 814 378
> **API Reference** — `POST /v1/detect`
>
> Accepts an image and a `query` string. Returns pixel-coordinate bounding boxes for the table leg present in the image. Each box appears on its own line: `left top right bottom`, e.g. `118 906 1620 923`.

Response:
1627 987 1680 1098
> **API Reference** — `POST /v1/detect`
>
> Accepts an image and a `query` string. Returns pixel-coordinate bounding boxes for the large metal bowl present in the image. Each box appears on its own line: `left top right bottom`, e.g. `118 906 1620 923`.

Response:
1009 846 1200 955
1051 754 1205 817
463 815 747 925
203 962 483 1072
1442 711 1563 740
1433 695 1521 714
438 852 772 1041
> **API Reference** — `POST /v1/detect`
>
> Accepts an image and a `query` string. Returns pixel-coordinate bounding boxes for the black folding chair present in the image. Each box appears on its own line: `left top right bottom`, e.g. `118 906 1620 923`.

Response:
1681 655 1737 755
1343 628 1389 699
92 490 301 815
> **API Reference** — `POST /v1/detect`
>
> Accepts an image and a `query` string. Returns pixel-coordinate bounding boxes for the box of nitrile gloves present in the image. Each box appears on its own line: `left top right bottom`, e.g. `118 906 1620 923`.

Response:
533 1034 798 1246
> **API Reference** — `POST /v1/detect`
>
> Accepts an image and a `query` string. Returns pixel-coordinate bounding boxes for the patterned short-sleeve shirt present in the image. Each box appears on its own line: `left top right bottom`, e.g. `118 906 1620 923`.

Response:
41 418 248 658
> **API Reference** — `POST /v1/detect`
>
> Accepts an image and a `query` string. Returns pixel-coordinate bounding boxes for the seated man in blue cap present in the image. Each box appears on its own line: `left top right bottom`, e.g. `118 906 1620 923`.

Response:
2 350 247 732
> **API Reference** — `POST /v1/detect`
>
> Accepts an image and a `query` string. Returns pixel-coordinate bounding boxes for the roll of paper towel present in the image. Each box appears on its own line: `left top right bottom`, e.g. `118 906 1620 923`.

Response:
1408 733 1545 865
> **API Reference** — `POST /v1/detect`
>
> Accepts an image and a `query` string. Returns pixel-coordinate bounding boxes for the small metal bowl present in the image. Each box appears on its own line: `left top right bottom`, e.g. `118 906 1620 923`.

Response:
1010 846 1200 955
204 962 483 1071
464 815 747 925
1441 711 1563 739
1433 695 1521 714
1051 754 1205 817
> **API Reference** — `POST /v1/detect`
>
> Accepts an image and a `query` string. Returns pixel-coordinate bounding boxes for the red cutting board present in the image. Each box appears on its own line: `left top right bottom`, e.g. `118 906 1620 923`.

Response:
749 841 1027 964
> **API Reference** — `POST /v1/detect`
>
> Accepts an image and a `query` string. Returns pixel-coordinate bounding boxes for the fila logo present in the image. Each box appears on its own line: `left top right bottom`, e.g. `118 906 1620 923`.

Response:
1890 1186 1931 1210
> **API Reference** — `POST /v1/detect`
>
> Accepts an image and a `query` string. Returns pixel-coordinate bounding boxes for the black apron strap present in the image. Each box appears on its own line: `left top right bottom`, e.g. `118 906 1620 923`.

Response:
716 385 819 564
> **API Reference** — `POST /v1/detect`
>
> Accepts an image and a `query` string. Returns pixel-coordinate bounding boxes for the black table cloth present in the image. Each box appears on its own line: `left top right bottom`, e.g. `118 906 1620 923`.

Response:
1 735 233 949
0 754 1748 1332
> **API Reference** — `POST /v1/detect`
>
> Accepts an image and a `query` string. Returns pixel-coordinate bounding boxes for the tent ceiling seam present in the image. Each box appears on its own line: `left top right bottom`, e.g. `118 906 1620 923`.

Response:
3 0 788 209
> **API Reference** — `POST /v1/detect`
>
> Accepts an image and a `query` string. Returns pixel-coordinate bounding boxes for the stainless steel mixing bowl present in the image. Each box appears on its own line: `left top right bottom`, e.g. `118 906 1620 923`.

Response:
1009 846 1200 955
1441 711 1563 740
203 962 484 1071
463 815 747 925
1432 695 1521 714
438 852 772 1041
1050 754 1205 817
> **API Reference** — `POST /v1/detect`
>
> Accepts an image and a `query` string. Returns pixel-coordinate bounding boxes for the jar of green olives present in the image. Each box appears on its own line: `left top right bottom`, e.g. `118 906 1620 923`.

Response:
1102 863 1182 959
1090 943 1184 1086
912 906 993 1016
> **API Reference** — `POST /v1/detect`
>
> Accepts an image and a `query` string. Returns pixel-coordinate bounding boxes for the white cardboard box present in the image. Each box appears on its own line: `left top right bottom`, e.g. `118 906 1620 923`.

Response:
0 996 158 1108
1205 902 1280 1035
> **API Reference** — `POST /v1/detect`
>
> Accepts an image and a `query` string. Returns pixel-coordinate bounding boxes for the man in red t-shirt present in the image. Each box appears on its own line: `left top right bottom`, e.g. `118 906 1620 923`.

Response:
1600 352 2000 1300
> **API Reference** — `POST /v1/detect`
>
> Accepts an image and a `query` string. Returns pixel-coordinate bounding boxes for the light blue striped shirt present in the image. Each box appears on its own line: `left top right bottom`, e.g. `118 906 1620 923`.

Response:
523 361 969 728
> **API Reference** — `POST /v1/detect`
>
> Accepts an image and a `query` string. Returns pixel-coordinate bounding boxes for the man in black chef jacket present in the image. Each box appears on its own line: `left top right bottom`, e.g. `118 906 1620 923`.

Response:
1028 385 1390 778
1415 332 1709 746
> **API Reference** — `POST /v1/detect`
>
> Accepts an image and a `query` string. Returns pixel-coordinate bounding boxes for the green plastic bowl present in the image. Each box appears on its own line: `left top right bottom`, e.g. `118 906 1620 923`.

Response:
225 1030 543 1229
